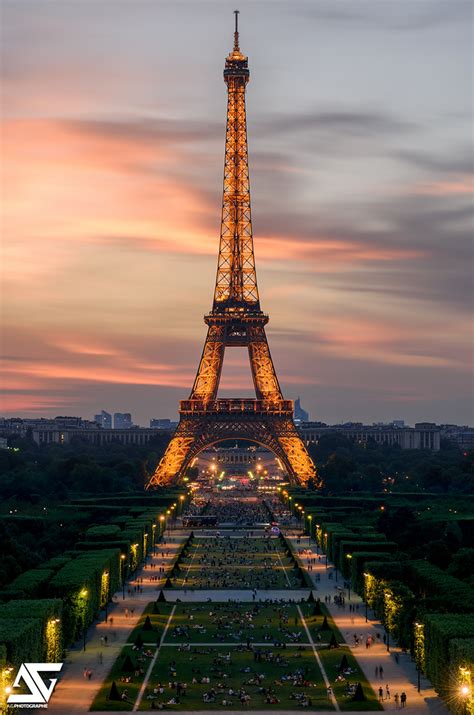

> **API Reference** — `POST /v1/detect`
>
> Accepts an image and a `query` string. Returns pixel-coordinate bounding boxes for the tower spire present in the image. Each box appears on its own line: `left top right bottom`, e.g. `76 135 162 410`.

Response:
234 9 240 51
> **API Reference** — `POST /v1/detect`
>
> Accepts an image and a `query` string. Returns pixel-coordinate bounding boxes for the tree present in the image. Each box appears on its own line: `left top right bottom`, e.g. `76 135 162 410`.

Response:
108 681 121 701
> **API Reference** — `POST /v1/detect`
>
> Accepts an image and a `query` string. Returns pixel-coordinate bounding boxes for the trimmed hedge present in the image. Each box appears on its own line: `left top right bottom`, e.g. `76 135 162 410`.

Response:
0 618 43 667
423 614 474 700
8 569 54 598
43 556 72 571
449 637 474 715
84 525 122 541
0 599 63 662
338 541 398 577
49 548 120 645
407 561 474 613
350 552 394 594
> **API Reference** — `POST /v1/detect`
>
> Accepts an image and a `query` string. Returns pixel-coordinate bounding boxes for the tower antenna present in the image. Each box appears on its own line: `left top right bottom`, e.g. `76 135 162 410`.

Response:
234 9 240 50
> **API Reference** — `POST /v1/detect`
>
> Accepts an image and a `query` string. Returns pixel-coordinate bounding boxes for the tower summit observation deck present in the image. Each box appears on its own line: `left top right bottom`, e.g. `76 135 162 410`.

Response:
146 12 318 489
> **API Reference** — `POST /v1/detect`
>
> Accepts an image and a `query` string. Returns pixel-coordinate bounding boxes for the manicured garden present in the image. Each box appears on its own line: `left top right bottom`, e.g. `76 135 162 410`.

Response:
91 600 381 711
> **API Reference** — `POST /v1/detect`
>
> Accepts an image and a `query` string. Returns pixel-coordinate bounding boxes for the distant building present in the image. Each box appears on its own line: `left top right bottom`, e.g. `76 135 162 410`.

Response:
439 424 474 451
299 421 441 451
150 418 176 430
94 410 112 429
0 416 452 452
114 413 132 429
294 397 309 423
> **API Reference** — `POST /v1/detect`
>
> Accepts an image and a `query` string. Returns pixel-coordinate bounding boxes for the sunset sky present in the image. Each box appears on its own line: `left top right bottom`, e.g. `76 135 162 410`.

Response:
2 0 473 426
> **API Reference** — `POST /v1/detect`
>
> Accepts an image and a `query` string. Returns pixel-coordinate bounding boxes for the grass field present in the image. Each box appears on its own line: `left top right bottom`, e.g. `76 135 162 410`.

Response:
90 601 381 712
90 602 174 711
168 536 305 590
139 645 333 711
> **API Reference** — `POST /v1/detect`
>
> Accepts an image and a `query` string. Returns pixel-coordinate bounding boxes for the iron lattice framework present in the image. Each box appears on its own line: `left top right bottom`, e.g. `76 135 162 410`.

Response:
147 13 318 489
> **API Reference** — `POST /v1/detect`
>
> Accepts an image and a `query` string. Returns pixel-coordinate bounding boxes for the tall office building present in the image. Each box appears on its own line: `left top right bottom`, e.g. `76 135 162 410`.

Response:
294 398 309 423
94 410 112 429
114 413 132 429
150 418 173 429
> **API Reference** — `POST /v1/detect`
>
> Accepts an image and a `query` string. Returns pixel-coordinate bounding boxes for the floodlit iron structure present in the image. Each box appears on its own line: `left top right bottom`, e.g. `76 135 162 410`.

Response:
147 12 318 488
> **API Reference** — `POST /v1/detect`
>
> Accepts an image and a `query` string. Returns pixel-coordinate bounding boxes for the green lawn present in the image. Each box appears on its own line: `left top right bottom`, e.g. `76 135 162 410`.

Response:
90 601 381 712
90 602 174 711
138 645 333 711
165 602 308 645
300 602 346 644
168 537 305 589
318 647 382 711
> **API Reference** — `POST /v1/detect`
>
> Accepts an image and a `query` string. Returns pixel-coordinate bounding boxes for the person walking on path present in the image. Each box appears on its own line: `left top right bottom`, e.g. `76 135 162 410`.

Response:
378 687 384 703
394 692 399 708
386 684 391 700
379 665 384 679
375 666 379 679
401 692 407 708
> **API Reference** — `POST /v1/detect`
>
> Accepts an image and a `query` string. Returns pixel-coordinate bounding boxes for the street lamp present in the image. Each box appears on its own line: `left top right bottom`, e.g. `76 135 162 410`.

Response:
363 573 369 622
80 588 88 651
121 554 126 600
346 554 352 599
414 622 423 692
324 533 328 568
460 685 470 715
103 571 109 623
459 667 471 715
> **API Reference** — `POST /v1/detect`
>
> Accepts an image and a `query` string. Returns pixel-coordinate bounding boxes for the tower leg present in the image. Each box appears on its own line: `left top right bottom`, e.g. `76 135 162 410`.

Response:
190 325 225 401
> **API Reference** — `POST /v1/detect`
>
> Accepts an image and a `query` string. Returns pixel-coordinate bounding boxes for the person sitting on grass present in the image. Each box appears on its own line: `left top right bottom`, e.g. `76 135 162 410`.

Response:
265 693 280 704
120 689 129 702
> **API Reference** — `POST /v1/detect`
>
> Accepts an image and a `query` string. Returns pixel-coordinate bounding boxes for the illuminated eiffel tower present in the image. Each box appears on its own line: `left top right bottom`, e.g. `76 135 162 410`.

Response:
147 12 317 489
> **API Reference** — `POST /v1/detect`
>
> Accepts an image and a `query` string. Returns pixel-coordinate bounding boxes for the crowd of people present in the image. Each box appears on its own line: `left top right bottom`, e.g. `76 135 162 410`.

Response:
202 498 273 525
143 644 323 710
173 536 301 589
167 603 308 646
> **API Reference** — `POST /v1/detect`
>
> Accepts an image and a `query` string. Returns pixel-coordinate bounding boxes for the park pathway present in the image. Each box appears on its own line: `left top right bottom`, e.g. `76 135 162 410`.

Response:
284 532 448 715
48 529 188 714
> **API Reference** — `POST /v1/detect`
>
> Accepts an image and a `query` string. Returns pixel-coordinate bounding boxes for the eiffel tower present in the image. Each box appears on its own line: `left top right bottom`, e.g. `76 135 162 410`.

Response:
147 12 317 489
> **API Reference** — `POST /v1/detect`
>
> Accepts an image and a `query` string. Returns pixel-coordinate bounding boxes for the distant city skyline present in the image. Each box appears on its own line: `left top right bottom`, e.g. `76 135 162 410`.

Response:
2 1 473 426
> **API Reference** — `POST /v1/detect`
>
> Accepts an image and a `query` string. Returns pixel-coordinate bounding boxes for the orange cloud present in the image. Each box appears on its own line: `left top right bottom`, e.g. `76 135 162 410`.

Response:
409 174 473 196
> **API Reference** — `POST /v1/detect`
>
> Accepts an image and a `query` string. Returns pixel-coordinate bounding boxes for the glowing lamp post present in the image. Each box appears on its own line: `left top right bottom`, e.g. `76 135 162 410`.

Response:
363 572 370 622
346 554 352 598
80 588 88 651
459 667 471 715
460 684 470 715
414 622 424 692
121 554 127 600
